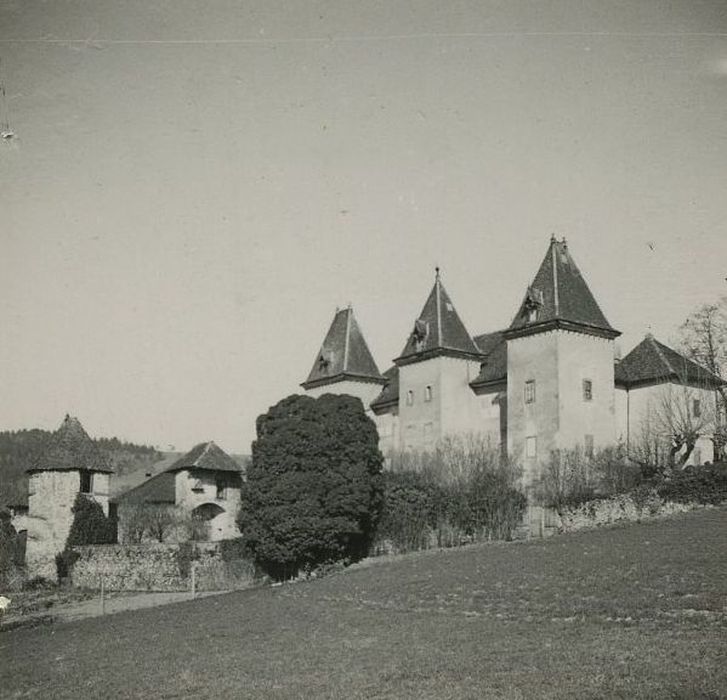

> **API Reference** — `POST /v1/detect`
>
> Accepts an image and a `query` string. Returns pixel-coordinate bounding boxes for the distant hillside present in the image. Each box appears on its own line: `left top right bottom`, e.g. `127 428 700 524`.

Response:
0 429 163 509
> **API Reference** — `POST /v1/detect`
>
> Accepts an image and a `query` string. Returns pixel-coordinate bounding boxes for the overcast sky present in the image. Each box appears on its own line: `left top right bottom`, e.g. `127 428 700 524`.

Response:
1 1 726 453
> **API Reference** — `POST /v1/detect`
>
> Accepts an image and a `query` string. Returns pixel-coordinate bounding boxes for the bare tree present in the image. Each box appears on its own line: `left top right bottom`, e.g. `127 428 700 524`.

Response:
649 383 716 468
679 297 727 460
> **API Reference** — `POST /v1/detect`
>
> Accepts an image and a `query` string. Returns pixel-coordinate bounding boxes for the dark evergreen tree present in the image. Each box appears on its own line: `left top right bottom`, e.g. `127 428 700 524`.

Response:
238 394 384 579
66 493 115 547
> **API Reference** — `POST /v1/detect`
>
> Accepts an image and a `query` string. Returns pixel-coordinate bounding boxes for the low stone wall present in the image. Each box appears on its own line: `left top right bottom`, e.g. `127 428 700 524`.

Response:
556 492 698 533
70 541 258 592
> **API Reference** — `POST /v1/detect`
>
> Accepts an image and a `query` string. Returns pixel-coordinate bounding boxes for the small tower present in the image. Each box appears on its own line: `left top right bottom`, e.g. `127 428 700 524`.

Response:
25 415 114 579
504 237 620 486
394 268 485 452
301 306 386 408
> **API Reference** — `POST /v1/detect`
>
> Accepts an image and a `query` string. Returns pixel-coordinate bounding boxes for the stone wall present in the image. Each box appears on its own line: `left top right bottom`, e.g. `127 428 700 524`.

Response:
556 492 697 533
69 541 258 592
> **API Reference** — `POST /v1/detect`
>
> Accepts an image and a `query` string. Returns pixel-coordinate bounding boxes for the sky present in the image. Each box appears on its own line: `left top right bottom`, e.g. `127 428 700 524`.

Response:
1 1 726 453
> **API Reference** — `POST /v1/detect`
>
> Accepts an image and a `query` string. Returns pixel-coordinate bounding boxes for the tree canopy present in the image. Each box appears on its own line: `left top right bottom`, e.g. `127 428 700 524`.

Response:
238 394 384 579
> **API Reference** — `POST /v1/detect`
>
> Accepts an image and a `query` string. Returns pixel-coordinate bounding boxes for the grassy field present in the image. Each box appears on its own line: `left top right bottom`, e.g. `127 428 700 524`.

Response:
1 508 726 699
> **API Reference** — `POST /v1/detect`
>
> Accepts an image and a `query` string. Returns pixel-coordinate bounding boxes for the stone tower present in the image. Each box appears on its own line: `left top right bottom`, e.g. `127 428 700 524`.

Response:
25 415 114 579
393 269 485 452
504 237 620 486
301 306 386 409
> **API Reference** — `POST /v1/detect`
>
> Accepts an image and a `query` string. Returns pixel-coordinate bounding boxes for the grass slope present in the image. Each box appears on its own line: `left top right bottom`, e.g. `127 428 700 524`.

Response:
2 508 726 699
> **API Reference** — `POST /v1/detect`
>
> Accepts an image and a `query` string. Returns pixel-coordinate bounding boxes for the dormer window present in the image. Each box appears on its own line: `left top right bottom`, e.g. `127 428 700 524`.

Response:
318 353 330 373
523 286 543 324
412 319 428 351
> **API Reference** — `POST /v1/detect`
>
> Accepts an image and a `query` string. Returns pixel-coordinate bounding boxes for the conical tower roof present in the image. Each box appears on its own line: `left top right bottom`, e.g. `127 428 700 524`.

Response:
302 306 385 389
506 237 619 339
396 269 482 365
28 414 112 474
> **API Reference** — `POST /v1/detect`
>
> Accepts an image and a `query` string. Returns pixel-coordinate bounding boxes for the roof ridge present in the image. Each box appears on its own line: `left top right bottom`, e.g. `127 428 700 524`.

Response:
648 335 677 378
551 236 560 316
435 268 443 346
343 306 352 372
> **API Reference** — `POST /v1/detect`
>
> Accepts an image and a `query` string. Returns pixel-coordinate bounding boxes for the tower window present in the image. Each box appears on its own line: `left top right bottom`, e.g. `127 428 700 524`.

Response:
583 379 593 401
80 471 92 494
216 476 226 500
693 399 701 418
584 434 594 458
425 385 433 402
406 390 414 406
524 380 536 404
525 436 537 459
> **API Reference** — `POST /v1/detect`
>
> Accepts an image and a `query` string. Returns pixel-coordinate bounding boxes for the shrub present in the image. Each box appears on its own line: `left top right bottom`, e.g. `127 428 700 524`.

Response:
385 436 526 547
0 510 23 589
377 470 439 553
66 493 115 547
657 462 727 505
238 394 384 580
55 549 79 582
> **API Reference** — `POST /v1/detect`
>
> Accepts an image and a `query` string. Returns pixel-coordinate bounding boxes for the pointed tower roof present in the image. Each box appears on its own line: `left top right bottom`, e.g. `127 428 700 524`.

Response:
302 306 385 389
166 441 242 474
395 269 483 365
615 334 725 389
28 414 112 474
505 237 620 339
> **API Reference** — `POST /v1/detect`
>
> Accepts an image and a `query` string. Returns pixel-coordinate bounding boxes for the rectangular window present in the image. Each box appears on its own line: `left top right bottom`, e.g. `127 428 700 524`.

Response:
525 436 537 459
693 399 701 418
425 385 433 402
524 380 536 404
216 476 226 500
406 389 414 406
80 471 92 494
584 434 594 458
583 379 593 401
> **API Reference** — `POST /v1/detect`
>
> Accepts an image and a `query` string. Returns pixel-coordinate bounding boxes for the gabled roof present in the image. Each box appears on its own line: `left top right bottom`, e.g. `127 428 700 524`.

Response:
166 441 242 474
28 415 112 474
470 330 508 390
302 306 385 389
506 237 619 339
396 270 483 365
111 471 176 505
615 335 725 389
370 366 400 414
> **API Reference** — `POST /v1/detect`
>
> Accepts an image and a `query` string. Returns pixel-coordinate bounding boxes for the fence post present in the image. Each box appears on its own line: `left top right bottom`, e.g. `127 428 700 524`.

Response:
191 563 196 599
100 578 106 615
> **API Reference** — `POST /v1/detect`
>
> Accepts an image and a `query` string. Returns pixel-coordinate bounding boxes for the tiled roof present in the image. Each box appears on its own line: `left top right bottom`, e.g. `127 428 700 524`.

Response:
302 306 385 389
167 441 242 474
471 331 508 387
28 415 113 474
111 471 176 505
507 237 619 338
370 366 400 413
396 270 482 363
615 335 725 389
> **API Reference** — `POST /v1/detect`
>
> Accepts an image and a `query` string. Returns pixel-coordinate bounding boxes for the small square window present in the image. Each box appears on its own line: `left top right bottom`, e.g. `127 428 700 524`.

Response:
693 399 701 418
584 434 594 458
583 379 593 401
524 380 536 404
525 436 537 459
425 385 433 402
406 390 414 406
